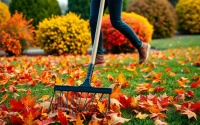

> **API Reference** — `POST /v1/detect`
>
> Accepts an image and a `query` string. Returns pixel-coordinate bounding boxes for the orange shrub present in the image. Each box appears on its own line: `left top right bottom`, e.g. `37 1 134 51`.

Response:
0 11 35 56
102 12 153 53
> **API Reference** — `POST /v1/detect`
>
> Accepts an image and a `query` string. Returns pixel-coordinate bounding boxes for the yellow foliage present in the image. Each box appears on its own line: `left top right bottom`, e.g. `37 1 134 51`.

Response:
0 2 10 24
176 0 200 34
36 12 91 55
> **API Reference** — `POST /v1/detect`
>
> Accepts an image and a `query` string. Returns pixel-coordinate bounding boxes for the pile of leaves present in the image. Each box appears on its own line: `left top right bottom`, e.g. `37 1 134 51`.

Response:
0 46 200 125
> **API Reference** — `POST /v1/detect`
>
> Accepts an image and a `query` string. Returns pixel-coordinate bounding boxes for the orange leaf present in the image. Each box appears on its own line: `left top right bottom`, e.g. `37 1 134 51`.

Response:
110 84 121 99
165 67 172 72
148 105 161 113
73 114 84 125
0 93 8 104
174 89 185 95
66 78 75 86
23 111 36 125
22 90 37 108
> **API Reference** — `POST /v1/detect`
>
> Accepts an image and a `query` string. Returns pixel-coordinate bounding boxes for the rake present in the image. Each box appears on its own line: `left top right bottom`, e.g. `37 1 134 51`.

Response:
49 0 112 116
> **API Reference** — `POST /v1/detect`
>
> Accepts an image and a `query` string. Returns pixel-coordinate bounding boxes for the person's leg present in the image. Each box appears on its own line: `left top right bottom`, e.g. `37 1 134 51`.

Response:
89 0 108 55
84 0 108 66
107 0 150 64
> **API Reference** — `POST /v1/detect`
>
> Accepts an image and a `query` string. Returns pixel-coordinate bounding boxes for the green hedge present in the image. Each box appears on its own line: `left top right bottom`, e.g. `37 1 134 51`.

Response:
9 0 61 28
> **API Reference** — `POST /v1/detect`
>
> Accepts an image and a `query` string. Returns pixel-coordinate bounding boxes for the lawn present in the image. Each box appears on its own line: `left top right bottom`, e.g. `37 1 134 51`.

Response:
0 35 200 125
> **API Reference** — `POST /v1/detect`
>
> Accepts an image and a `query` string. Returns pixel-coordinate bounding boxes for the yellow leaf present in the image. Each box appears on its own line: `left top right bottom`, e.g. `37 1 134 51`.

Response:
0 93 8 104
118 72 126 84
97 101 106 113
39 95 50 101
135 112 148 119
131 97 138 108
55 77 62 85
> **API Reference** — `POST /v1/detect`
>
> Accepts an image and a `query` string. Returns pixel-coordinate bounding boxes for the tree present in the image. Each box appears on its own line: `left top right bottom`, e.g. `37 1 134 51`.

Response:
9 0 62 28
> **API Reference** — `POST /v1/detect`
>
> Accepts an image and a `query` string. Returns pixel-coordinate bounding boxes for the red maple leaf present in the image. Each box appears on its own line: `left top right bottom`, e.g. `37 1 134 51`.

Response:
9 99 25 112
58 109 69 125
119 95 132 109
190 81 200 88
10 115 24 125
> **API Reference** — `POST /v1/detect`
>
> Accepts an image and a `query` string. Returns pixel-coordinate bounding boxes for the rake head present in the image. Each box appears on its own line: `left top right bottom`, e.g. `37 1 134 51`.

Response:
49 64 112 117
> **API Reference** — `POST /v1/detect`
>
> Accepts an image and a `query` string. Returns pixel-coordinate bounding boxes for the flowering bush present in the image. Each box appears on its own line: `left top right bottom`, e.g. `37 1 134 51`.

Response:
127 0 176 39
176 0 200 34
0 11 35 56
36 12 91 55
102 12 153 53
0 1 10 24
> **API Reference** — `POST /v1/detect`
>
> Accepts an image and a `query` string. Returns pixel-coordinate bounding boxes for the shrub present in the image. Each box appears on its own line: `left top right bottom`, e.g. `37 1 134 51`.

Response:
36 12 91 55
0 11 35 56
176 0 200 34
127 0 176 39
102 12 153 54
0 1 10 24
9 0 61 28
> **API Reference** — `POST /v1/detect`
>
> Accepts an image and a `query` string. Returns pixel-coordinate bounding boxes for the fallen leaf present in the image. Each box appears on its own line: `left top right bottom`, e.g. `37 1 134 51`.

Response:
58 109 69 125
135 112 148 119
106 112 130 125
181 109 197 120
154 119 168 125
39 95 50 101
190 81 200 88
0 93 8 104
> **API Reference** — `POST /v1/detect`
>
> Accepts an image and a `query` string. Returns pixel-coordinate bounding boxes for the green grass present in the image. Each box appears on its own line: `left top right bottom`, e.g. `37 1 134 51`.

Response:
1 35 200 125
150 35 200 50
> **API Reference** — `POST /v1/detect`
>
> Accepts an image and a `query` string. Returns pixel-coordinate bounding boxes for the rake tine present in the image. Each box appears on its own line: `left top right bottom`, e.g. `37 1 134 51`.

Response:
82 92 89 112
48 90 55 113
66 91 69 114
105 94 111 116
60 91 63 110
77 92 82 112
71 92 75 114
87 93 96 112
98 93 104 102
